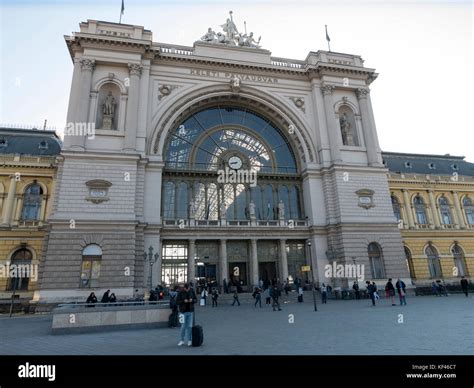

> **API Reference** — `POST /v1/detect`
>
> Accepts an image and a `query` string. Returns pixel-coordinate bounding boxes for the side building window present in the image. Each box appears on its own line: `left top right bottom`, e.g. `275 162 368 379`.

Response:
404 246 415 279
463 197 474 225
438 196 453 225
80 244 102 288
425 244 442 279
7 248 33 291
21 183 43 221
391 195 401 221
414 195 428 225
368 243 385 279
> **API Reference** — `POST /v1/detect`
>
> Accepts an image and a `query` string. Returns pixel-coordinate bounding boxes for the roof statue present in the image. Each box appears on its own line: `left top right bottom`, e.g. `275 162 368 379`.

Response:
199 10 262 49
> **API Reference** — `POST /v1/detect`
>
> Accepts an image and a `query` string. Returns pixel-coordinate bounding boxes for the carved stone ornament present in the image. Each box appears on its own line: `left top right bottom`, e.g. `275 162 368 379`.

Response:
128 63 143 77
230 76 241 93
158 84 180 101
356 189 375 209
356 88 370 99
80 58 96 72
290 97 305 113
85 179 112 204
321 84 335 96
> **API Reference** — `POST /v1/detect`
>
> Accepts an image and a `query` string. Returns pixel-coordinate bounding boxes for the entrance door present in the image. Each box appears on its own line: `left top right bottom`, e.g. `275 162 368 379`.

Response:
228 262 247 291
259 262 277 287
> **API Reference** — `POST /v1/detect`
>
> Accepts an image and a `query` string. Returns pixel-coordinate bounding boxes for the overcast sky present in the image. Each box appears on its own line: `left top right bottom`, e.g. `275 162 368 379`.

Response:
1 0 472 160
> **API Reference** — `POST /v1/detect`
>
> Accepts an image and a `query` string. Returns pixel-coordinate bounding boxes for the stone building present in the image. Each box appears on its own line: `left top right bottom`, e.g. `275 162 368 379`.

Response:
36 17 411 303
0 127 60 308
384 152 474 288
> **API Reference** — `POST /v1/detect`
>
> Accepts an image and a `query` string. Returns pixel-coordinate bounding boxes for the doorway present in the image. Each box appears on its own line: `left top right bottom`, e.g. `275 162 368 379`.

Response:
228 262 247 291
259 262 277 287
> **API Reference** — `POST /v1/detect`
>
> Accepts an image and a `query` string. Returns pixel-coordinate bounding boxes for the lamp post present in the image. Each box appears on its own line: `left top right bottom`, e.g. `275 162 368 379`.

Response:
307 239 317 311
144 246 159 291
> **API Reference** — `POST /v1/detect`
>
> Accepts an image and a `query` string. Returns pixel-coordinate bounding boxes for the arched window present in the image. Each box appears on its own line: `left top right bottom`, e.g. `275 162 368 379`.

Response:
404 246 415 279
438 196 453 225
463 197 474 225
425 244 442 279
80 244 102 288
21 183 43 221
368 243 385 279
7 248 33 291
162 182 175 219
451 244 468 277
391 195 401 221
414 195 428 225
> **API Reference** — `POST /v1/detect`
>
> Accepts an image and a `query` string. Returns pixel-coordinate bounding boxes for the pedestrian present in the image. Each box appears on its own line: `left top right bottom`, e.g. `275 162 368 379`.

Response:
254 287 262 308
372 282 379 300
101 289 110 303
200 288 208 306
460 276 469 297
297 286 303 303
176 283 197 346
321 283 328 304
258 279 264 289
385 279 396 306
109 293 117 303
326 284 332 299
211 288 219 307
432 281 440 296
263 287 271 305
270 284 282 311
366 281 376 306
223 278 228 294
353 281 360 300
232 288 240 306
86 292 97 306
395 278 407 305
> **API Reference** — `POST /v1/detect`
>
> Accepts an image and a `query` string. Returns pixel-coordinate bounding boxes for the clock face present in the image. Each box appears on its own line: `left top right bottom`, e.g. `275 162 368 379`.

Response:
228 156 243 170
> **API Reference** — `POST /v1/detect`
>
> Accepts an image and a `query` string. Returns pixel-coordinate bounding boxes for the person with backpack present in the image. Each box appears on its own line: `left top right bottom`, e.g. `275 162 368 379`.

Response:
176 283 197 346
396 278 407 305
385 279 396 306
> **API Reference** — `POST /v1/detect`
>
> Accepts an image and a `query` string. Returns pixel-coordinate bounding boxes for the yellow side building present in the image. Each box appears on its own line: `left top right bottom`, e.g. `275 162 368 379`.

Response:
384 152 474 291
0 127 61 310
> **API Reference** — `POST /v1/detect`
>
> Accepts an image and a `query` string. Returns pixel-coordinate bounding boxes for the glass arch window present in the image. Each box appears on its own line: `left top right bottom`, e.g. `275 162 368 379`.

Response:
463 197 474 225
165 106 298 174
368 243 385 279
21 183 43 221
7 248 33 291
438 196 453 225
425 245 442 278
391 195 401 221
414 195 427 225
451 244 468 277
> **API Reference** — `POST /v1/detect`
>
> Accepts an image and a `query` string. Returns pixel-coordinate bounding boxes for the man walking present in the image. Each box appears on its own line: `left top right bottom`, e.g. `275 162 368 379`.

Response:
321 283 328 304
254 287 262 308
211 288 219 307
396 278 407 305
460 276 469 297
176 283 197 346
353 281 360 300
270 284 282 311
366 281 376 306
232 288 240 306
385 278 396 306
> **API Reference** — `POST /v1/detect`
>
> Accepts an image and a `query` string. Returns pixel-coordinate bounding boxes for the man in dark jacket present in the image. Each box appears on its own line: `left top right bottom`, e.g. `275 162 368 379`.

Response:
176 283 197 346
366 281 376 306
270 284 282 311
460 276 469 297
101 290 110 303
395 278 407 305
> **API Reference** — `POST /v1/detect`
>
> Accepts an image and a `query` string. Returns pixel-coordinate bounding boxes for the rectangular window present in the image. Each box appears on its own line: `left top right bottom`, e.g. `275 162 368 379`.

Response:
80 259 101 288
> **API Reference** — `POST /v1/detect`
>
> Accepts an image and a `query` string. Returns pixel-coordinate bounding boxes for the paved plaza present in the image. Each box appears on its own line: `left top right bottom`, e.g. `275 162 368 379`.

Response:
0 294 472 355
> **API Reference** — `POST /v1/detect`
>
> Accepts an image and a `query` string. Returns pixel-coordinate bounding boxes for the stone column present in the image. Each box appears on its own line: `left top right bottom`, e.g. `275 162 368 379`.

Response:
250 239 259 287
123 63 142 151
321 84 342 163
70 58 95 150
1 176 17 226
187 239 196 284
402 189 415 229
452 191 466 229
279 239 289 282
39 194 47 224
219 239 228 289
356 88 379 166
428 190 441 228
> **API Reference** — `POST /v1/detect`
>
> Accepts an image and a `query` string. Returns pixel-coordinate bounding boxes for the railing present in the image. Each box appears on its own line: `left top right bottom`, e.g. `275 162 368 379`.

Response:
160 47 193 56
271 59 304 69
56 301 168 309
163 219 309 227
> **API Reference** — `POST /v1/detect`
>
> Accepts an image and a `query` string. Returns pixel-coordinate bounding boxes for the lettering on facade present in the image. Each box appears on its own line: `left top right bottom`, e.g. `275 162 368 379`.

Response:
189 69 278 84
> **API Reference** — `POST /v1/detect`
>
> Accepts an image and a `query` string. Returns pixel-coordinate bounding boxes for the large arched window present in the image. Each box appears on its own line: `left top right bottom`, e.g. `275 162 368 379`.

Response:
368 243 385 279
21 183 43 221
463 197 474 225
438 196 453 225
451 244 468 277
7 248 33 291
414 195 428 225
404 246 415 279
391 195 401 221
80 244 102 288
425 244 442 278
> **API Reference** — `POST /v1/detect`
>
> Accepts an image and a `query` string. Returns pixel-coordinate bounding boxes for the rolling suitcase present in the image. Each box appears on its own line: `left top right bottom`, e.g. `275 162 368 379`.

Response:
168 310 179 328
192 307 204 347
298 294 303 303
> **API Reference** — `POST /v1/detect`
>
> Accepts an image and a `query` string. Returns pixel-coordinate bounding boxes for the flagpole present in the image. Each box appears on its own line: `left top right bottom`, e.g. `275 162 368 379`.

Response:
119 0 124 24
325 25 331 52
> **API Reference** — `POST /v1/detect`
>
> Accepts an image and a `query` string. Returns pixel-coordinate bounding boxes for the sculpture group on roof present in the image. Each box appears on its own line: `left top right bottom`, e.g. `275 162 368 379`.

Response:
200 11 261 49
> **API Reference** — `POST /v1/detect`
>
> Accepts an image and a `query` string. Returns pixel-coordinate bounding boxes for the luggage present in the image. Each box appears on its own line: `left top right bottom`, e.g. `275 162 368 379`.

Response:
298 294 303 303
168 311 179 328
192 325 204 347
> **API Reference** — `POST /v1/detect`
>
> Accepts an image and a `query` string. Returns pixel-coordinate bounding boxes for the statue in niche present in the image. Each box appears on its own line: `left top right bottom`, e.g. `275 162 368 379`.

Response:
103 91 116 116
189 199 196 219
249 200 256 219
340 112 355 146
220 201 227 219
278 200 285 219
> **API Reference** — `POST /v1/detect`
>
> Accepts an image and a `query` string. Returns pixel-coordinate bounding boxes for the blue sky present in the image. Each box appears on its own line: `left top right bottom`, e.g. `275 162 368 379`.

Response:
1 0 472 159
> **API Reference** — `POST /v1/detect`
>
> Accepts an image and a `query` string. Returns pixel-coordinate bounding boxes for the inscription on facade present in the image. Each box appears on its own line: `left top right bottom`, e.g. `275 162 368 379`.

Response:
189 69 278 83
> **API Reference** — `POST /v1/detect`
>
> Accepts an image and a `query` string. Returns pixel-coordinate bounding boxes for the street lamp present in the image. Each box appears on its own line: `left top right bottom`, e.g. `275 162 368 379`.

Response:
307 239 317 311
144 246 159 291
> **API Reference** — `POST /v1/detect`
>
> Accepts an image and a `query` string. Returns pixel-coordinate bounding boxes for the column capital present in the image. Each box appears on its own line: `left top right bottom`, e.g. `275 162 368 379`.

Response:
128 63 143 77
189 239 196 244
356 87 370 99
250 238 258 244
320 84 336 96
79 58 96 72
